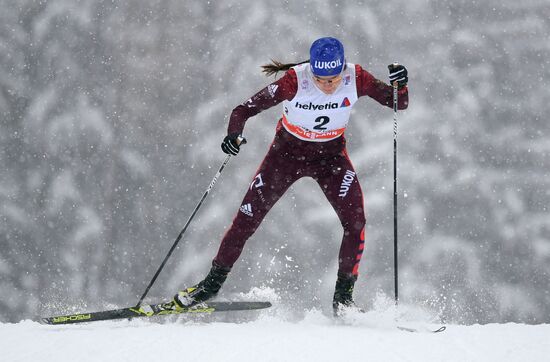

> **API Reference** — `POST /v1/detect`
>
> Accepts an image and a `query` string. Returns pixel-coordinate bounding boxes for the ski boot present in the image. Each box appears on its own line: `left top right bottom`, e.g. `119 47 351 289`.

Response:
173 262 231 309
332 273 359 316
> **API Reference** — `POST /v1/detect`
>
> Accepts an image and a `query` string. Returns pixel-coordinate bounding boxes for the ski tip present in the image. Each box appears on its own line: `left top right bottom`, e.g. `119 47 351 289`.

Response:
37 317 51 325
397 325 447 333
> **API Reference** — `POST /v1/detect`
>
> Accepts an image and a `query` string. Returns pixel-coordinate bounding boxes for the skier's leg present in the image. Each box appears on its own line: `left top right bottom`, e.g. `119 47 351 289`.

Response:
213 149 300 269
313 150 366 311
315 151 366 277
175 147 300 307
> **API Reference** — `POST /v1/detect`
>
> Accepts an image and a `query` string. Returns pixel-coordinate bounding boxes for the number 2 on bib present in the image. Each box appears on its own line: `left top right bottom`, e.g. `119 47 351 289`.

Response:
313 116 330 130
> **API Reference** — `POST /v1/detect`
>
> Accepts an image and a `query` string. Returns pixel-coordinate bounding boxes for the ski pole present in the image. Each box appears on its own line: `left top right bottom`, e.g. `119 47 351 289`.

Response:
135 136 246 308
390 64 399 305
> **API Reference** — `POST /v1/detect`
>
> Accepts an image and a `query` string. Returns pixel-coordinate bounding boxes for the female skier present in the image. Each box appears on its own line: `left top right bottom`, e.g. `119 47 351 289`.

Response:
174 37 408 314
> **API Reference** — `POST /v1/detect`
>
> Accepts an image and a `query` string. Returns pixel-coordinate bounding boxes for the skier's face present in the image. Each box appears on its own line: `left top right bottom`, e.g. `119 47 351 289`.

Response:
313 74 342 94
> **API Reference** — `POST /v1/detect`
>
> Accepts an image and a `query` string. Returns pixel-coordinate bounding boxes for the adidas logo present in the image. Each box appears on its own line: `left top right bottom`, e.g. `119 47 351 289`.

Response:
267 84 279 97
239 203 253 217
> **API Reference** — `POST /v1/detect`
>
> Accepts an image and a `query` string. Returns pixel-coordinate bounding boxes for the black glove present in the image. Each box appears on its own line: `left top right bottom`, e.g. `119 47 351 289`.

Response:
388 63 408 88
221 133 246 155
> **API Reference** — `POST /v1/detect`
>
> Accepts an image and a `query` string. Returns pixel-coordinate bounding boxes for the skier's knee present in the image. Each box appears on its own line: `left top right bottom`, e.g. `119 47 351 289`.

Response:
342 214 365 235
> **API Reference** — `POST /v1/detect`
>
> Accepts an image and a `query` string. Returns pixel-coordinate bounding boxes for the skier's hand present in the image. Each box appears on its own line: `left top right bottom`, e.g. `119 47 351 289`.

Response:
221 133 246 155
388 63 408 88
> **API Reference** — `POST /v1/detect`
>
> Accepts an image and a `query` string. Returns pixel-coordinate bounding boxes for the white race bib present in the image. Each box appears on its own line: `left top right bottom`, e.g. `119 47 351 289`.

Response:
282 63 358 142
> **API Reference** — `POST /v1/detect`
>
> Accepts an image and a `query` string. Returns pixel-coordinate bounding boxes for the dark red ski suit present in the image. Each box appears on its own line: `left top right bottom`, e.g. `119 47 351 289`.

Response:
214 64 408 278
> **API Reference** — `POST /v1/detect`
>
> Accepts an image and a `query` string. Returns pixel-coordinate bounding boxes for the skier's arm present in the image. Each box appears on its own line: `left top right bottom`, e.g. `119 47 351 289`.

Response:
355 64 408 110
227 69 298 135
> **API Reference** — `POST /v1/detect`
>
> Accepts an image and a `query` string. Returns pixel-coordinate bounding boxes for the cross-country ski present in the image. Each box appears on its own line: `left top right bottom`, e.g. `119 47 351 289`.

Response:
40 301 272 325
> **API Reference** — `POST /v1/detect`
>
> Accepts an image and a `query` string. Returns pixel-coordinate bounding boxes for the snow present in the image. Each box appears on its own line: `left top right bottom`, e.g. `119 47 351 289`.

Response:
2 290 549 362
1 313 548 362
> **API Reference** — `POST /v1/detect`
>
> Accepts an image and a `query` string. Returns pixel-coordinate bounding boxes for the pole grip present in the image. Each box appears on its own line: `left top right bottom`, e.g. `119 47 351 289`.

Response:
388 62 400 88
236 135 247 146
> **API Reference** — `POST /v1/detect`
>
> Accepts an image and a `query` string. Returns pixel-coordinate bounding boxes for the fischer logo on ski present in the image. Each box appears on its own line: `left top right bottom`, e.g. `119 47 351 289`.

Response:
51 314 92 323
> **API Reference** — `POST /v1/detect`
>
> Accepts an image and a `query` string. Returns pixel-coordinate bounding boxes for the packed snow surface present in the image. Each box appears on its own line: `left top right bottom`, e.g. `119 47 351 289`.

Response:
2 298 549 362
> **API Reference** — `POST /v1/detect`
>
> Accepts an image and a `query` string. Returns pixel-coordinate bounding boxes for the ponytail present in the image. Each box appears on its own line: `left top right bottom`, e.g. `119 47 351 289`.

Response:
261 59 309 77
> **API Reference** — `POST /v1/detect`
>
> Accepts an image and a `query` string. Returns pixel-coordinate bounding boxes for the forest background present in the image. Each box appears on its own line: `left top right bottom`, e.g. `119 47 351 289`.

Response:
1 0 549 324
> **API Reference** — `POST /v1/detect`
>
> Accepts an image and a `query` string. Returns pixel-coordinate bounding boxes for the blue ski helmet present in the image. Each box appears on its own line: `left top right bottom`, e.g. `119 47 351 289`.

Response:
309 37 345 76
